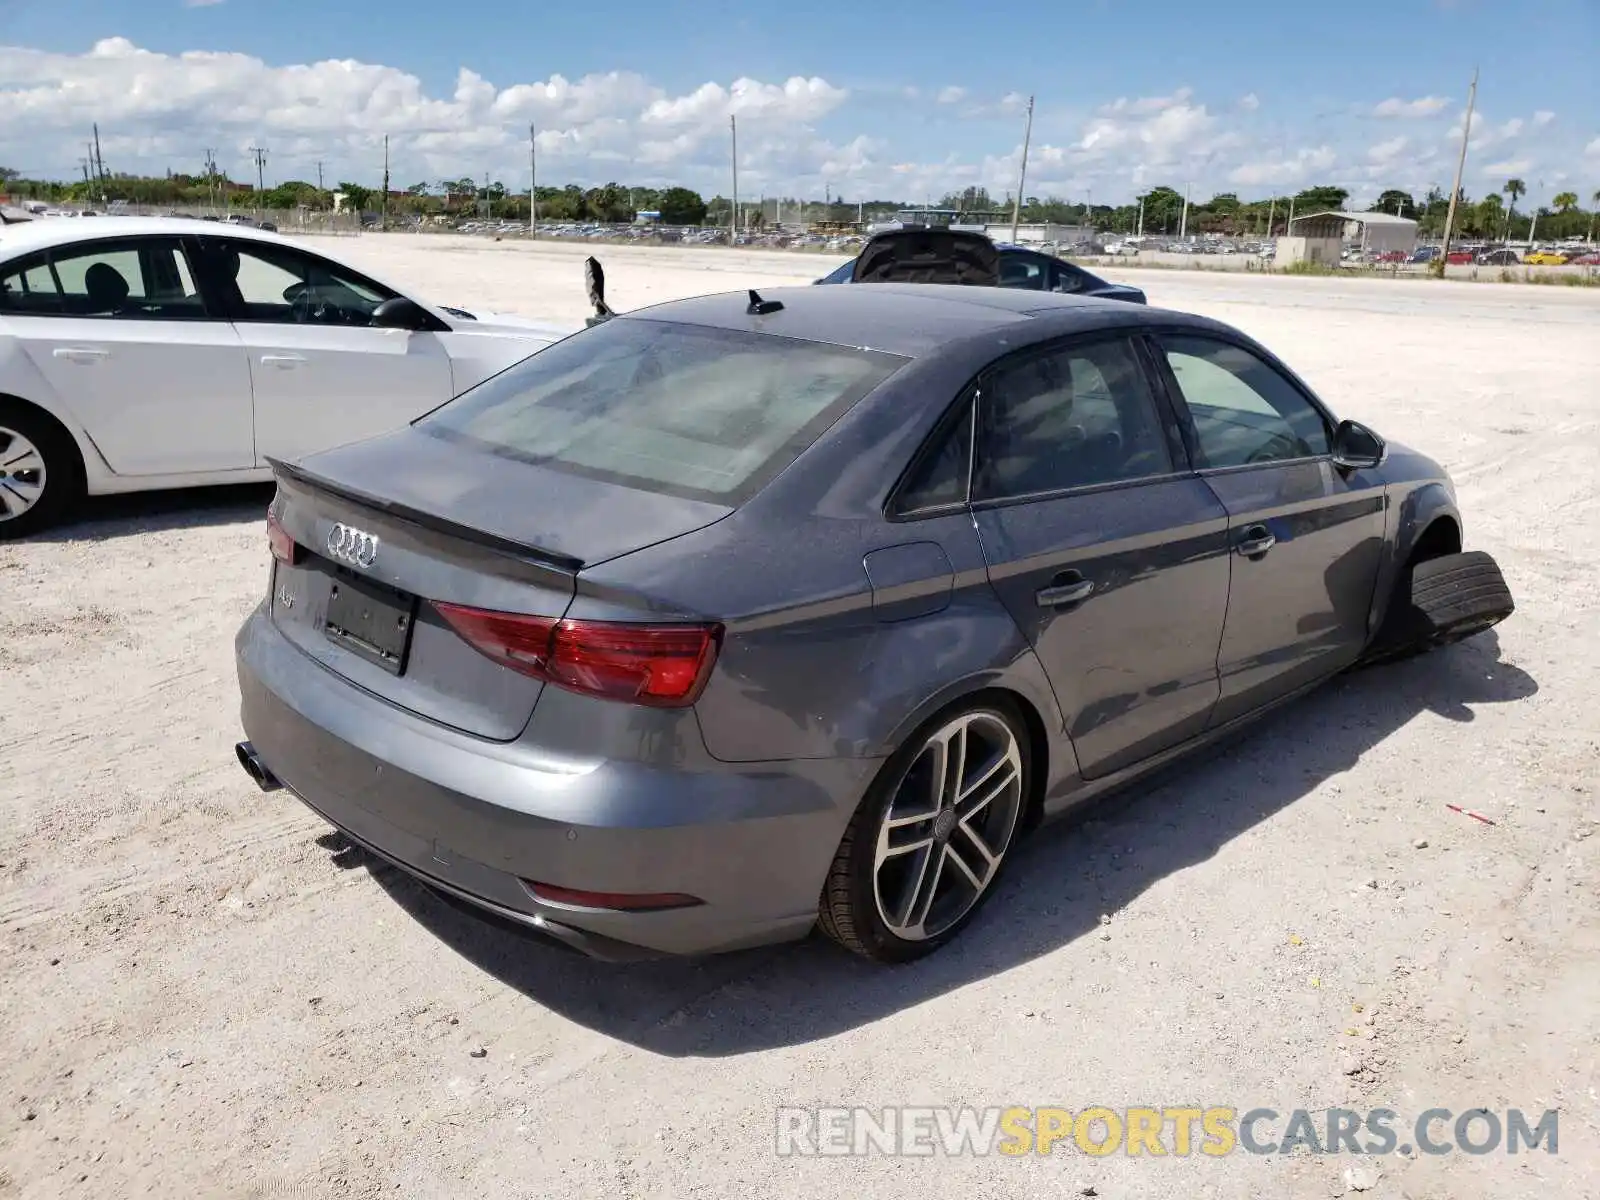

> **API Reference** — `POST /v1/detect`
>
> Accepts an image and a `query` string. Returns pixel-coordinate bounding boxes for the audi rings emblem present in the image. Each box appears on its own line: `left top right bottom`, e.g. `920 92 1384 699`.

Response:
326 523 380 569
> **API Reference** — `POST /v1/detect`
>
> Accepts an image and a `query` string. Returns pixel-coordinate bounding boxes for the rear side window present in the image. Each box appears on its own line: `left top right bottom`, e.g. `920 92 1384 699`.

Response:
0 237 207 319
420 317 906 504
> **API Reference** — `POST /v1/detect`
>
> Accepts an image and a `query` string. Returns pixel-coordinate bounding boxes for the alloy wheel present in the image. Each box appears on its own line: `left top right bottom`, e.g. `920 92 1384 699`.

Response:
871 709 1025 942
0 426 46 522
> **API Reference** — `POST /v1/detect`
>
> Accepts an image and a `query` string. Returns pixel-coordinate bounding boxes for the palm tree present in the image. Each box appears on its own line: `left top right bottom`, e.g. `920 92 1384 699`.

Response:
1591 189 1600 243
1552 191 1578 213
1502 178 1526 240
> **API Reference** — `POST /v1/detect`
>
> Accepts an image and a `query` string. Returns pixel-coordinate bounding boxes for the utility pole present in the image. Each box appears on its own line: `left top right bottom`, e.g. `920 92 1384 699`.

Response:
381 134 390 228
316 161 324 192
1179 181 1191 239
92 123 107 202
1286 195 1296 235
1438 67 1478 275
249 144 268 218
204 149 218 212
528 124 538 231
1266 196 1276 238
1010 94 1034 243
730 115 739 241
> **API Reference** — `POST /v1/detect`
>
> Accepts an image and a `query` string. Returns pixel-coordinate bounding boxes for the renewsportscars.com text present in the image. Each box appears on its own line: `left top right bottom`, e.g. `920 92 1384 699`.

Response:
775 1105 1559 1158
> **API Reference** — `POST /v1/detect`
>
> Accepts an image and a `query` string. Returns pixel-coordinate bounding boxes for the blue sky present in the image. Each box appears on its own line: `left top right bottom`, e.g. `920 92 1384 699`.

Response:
1 0 1596 204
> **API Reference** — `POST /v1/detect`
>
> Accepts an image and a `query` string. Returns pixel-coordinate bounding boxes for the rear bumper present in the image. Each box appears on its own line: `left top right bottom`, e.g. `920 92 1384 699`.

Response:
235 604 878 958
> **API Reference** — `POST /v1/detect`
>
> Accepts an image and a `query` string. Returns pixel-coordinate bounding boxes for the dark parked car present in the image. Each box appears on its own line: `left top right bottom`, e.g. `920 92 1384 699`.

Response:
815 227 1147 303
236 278 1513 965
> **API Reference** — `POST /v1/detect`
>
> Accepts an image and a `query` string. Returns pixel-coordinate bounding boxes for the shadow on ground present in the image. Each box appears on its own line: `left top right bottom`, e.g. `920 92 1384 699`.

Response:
21 483 275 543
354 630 1536 1057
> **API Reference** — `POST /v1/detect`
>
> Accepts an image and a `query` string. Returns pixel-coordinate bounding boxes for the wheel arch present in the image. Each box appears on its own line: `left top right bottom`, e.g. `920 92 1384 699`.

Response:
1368 481 1463 640
0 390 100 488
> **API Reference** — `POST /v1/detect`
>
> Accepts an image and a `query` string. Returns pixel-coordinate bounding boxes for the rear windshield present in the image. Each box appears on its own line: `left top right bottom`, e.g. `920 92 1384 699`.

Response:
418 316 906 504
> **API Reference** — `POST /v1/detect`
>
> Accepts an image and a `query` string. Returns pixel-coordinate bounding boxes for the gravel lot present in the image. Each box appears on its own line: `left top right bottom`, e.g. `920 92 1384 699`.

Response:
2 235 1597 1199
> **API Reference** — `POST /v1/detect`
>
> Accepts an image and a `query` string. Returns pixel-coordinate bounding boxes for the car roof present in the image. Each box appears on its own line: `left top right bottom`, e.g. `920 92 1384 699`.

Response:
618 283 1195 358
0 215 292 259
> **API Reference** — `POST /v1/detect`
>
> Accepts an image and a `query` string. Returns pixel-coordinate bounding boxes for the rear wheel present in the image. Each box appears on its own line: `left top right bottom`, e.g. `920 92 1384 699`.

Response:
819 699 1029 963
1365 550 1514 664
0 402 82 540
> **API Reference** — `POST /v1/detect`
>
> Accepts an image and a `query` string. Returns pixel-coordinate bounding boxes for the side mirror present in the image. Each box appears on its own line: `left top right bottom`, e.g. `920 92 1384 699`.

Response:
584 256 613 325
1332 419 1386 471
372 296 432 331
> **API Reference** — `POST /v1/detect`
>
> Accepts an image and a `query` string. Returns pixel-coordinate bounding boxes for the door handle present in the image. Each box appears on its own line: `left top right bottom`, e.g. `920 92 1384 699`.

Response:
52 347 109 362
1036 573 1095 608
260 354 306 368
1236 524 1276 558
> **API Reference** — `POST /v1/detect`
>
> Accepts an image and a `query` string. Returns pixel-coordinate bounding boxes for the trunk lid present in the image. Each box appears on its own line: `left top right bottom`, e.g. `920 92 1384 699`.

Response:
266 427 732 741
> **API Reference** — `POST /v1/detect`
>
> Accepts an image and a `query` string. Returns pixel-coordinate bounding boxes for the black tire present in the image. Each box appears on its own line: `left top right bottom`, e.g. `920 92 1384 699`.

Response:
1366 550 1513 664
818 696 1031 964
0 400 84 540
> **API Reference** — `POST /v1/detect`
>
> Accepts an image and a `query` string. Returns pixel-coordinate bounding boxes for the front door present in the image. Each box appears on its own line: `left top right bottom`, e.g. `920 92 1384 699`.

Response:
1 235 254 475
969 333 1233 780
1151 332 1388 726
196 236 453 465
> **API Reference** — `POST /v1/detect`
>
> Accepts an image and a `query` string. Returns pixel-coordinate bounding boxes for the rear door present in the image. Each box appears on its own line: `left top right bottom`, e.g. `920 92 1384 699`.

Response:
1 235 254 475
196 236 453 465
1150 332 1387 725
970 333 1233 780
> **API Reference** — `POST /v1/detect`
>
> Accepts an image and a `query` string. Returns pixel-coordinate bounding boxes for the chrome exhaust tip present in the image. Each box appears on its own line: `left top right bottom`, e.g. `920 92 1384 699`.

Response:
235 741 283 792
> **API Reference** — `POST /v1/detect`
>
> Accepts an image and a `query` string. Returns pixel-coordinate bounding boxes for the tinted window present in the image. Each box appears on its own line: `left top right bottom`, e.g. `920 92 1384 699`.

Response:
998 253 1047 289
1049 261 1087 293
206 239 396 325
421 317 906 504
0 238 207 319
973 337 1174 500
1158 335 1330 468
895 400 973 513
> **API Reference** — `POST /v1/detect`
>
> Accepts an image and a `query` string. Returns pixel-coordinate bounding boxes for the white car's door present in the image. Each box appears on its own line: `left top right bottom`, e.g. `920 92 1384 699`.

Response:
196 237 452 465
0 235 255 475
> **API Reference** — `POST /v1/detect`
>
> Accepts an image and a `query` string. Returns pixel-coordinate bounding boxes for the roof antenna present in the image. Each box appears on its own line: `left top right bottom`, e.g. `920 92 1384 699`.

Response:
746 288 784 315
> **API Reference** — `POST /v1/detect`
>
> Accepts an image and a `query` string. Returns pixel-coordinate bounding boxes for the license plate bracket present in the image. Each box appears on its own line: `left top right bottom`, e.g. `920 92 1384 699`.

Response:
324 566 417 675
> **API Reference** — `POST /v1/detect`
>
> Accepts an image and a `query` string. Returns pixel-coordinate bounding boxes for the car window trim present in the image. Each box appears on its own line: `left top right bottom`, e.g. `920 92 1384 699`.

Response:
0 234 219 321
969 328 1188 504
1141 326 1338 471
885 388 978 522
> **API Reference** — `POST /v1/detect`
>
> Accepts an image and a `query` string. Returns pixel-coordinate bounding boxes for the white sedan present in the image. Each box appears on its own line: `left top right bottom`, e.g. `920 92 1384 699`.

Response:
0 217 573 537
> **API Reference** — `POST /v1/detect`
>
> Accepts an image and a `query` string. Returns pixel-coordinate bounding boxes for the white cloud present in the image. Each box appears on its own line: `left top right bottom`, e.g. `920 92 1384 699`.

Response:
1587 136 1600 157
936 86 966 104
183 0 225 6
1373 95 1449 118
1368 135 1408 163
1227 145 1337 187
1532 110 1555 127
1483 158 1533 176
1238 93 1260 111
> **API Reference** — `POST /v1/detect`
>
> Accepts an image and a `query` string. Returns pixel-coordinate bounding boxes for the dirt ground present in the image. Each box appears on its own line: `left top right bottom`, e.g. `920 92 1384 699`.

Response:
2 235 1597 1199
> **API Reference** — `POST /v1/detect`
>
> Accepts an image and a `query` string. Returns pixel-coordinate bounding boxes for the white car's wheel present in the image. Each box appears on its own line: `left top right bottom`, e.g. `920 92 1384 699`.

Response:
0 402 83 540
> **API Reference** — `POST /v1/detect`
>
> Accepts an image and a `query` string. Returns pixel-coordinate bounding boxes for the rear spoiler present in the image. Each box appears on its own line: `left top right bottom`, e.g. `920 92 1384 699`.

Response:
267 455 585 573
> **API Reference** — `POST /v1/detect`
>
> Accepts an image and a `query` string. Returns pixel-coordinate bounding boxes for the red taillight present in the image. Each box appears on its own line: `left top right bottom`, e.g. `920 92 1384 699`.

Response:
266 512 302 565
522 880 703 911
433 602 722 708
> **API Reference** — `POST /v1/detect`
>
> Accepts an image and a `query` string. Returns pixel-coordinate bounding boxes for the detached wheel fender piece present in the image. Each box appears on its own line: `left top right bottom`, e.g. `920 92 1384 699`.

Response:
0 399 85 540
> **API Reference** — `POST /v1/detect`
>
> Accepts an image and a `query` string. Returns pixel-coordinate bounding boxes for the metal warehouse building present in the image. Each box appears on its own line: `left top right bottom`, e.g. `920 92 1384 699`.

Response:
1275 210 1419 265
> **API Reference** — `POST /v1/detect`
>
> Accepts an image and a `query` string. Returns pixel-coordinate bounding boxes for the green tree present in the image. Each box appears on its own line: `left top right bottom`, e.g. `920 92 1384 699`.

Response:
1502 178 1526 237
1293 185 1350 213
336 181 374 212
657 186 707 226
1552 191 1578 213
1372 189 1417 218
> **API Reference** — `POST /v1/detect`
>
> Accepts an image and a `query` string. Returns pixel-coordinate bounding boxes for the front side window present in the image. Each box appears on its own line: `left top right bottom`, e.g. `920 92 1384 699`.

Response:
973 336 1175 500
420 317 906 503
0 238 207 319
1158 335 1331 468
206 240 396 326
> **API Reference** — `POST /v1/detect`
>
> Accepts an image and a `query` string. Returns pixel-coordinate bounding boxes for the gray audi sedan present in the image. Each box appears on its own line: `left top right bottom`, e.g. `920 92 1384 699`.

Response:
234 283 1512 963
